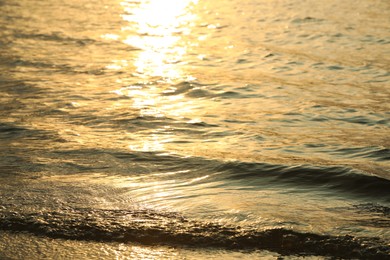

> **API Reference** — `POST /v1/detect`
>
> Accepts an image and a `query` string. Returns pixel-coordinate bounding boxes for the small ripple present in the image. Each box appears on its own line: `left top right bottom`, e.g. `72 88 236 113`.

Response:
331 147 390 161
14 31 96 46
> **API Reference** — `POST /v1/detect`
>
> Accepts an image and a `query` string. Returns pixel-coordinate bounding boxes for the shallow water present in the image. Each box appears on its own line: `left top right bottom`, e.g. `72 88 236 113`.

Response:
0 0 389 258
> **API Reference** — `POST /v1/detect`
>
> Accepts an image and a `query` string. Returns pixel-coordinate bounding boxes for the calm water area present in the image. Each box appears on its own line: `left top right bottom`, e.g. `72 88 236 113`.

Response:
0 0 389 258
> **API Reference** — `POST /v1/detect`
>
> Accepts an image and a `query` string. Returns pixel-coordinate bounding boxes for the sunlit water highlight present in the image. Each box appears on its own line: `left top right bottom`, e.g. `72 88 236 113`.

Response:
0 0 389 258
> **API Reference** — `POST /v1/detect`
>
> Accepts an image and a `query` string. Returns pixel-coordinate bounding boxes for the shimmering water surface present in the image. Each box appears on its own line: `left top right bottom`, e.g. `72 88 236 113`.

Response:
0 0 389 258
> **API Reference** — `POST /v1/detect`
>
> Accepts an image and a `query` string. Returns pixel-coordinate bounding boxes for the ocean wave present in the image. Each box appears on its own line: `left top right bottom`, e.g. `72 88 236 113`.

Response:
44 150 390 201
214 161 390 200
0 207 387 259
123 151 390 200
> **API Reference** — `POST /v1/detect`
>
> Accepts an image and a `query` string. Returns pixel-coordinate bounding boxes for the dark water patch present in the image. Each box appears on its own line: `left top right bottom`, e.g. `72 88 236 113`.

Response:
14 31 96 46
0 123 26 136
361 35 390 45
208 84 263 99
0 154 47 177
223 119 256 124
0 0 8 7
306 112 389 126
331 147 390 161
7 58 67 70
0 207 388 259
291 17 325 24
216 91 241 98
0 55 103 76
327 65 343 70
186 88 213 98
4 57 103 77
216 162 390 201
0 122 65 143
110 115 219 136
264 53 275 58
354 218 390 229
51 162 111 173
352 204 390 229
0 123 31 140
0 80 44 96
309 115 329 122
354 203 390 216
304 143 326 148
236 58 249 64
340 115 380 125
187 121 219 128
303 144 390 162
202 130 237 139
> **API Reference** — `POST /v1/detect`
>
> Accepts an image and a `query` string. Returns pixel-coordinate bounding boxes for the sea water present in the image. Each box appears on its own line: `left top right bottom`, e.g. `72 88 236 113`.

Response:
0 0 389 258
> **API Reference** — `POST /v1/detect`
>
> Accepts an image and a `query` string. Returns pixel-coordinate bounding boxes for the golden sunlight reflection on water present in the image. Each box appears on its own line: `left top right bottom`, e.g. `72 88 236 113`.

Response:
109 0 200 152
121 0 198 81
1 0 389 257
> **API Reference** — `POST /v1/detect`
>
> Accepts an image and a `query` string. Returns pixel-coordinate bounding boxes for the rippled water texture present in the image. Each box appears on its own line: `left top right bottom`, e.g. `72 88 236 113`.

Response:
0 0 389 258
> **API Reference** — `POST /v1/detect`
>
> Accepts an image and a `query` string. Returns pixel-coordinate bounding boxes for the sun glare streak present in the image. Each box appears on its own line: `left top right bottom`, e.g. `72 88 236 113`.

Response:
121 0 197 35
109 0 199 153
121 0 197 81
